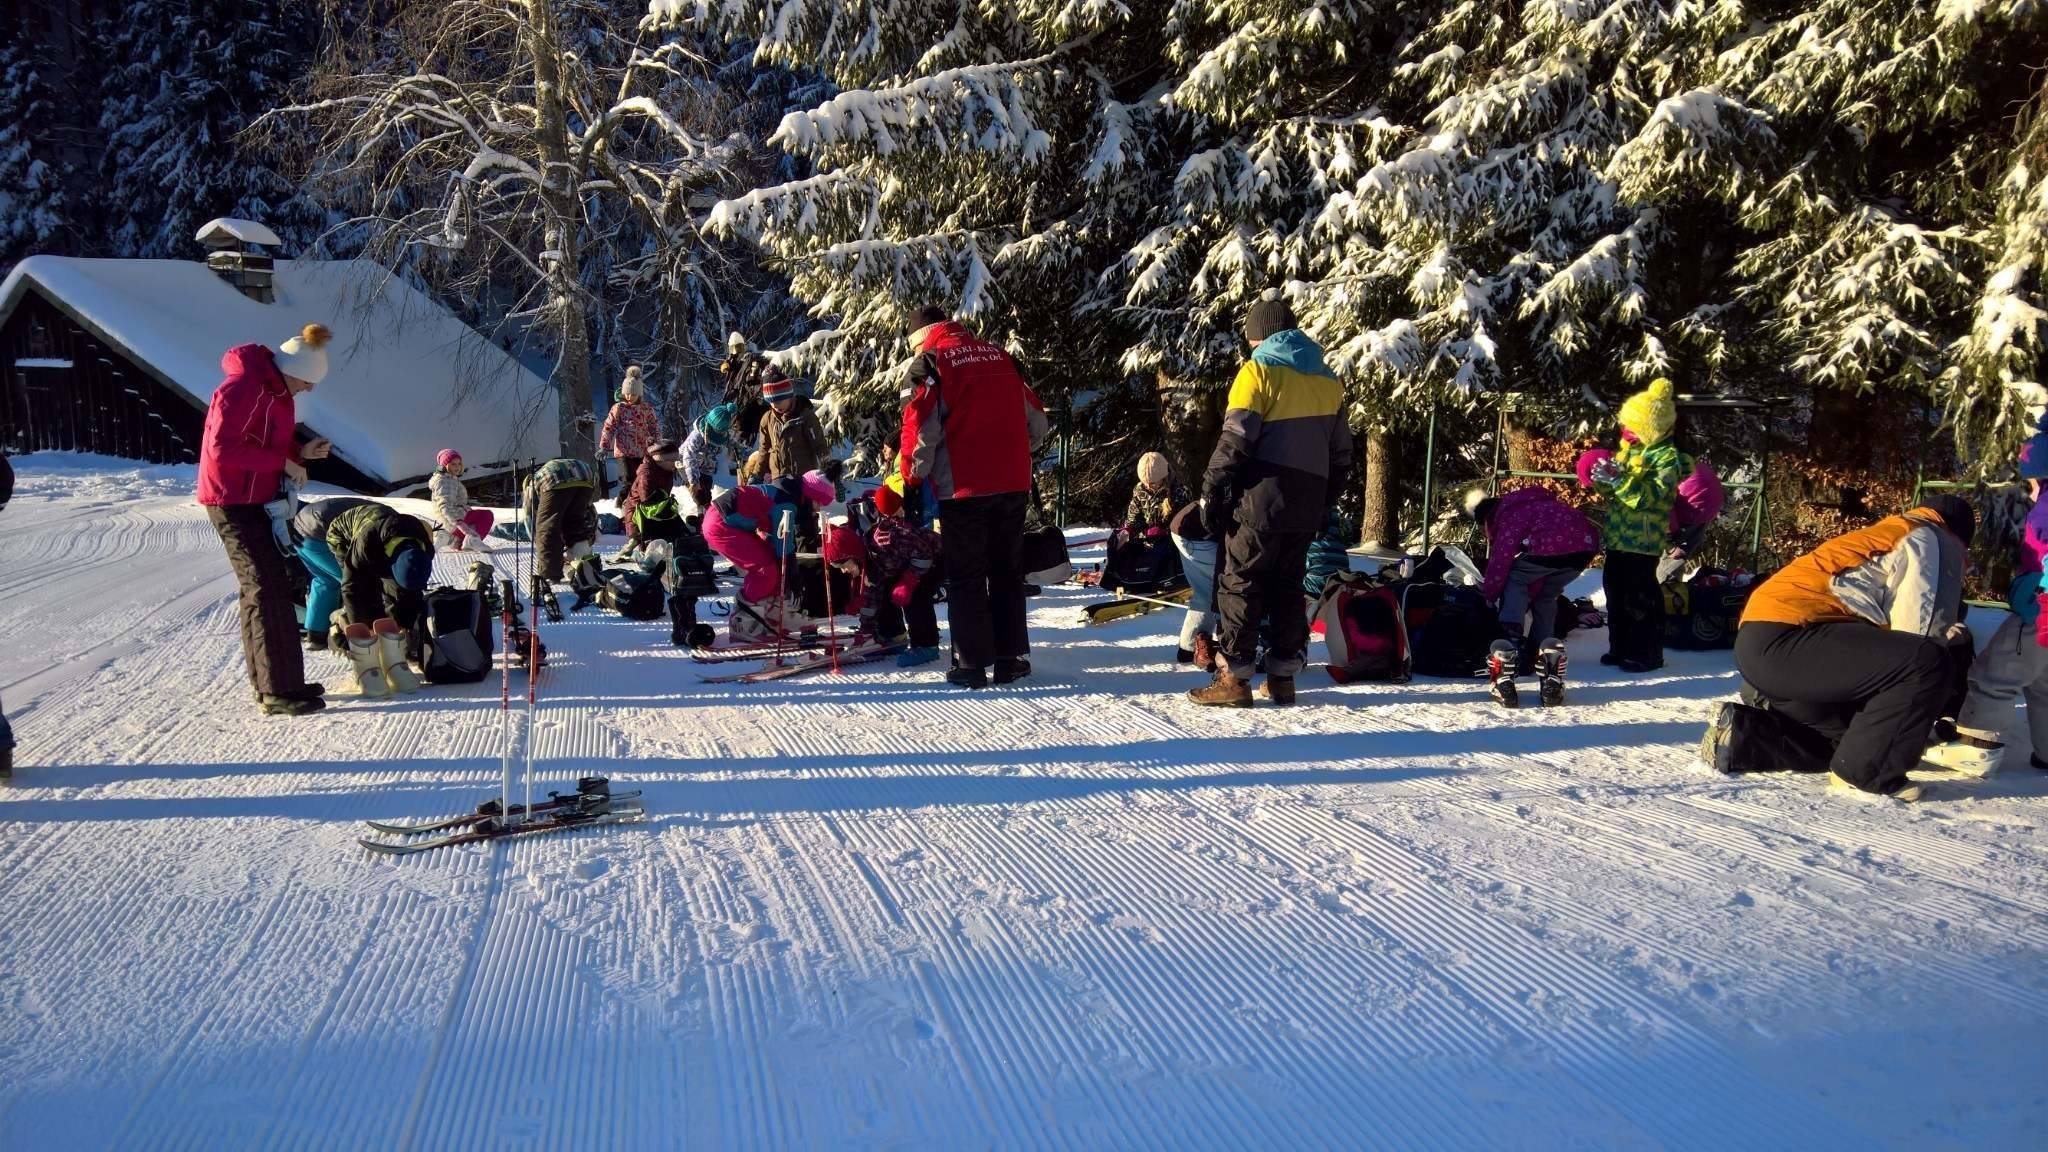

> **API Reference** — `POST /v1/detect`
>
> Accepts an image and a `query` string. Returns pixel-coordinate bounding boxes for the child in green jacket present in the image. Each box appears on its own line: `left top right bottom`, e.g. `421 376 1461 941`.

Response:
1587 378 1686 672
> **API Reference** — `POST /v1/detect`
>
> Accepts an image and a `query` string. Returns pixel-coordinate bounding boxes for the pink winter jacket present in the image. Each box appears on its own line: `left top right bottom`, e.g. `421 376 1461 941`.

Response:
1482 487 1600 601
599 398 661 460
197 344 301 507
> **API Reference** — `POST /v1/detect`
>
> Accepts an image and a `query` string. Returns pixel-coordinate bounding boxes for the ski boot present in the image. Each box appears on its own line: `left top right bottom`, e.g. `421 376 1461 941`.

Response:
531 575 565 623
344 623 392 698
1487 639 1520 708
372 618 423 694
1537 639 1567 707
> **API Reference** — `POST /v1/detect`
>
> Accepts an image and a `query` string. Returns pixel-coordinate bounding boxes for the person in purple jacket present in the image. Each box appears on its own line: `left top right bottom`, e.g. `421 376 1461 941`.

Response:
1469 486 1600 672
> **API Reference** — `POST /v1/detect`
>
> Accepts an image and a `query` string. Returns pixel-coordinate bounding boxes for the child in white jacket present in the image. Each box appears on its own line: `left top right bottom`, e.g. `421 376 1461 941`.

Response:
431 450 495 549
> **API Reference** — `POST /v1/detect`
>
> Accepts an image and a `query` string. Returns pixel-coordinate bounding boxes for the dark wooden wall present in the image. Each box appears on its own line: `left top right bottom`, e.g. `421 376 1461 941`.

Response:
0 290 203 462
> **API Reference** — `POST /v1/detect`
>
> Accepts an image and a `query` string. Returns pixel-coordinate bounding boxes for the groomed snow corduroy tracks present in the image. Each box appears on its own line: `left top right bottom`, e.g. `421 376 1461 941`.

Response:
3 457 2046 1150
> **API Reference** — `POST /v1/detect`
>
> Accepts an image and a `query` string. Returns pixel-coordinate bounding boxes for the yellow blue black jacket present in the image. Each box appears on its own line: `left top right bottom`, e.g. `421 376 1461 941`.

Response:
1201 329 1354 534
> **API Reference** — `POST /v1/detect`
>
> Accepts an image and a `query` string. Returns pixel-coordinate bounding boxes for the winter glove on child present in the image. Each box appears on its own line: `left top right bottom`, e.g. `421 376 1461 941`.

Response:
1588 457 1621 487
891 570 922 609
1144 525 1165 540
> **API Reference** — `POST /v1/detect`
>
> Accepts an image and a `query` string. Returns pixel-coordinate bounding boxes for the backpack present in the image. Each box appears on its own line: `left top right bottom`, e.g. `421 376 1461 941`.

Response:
1662 567 1757 650
1401 582 1501 677
421 587 494 683
598 569 667 620
633 493 685 543
1314 572 1410 683
1103 533 1183 593
1022 524 1073 586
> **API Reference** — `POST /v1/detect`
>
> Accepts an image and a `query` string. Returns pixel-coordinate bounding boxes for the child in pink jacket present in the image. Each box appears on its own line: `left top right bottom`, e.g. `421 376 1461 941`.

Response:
1470 486 1599 668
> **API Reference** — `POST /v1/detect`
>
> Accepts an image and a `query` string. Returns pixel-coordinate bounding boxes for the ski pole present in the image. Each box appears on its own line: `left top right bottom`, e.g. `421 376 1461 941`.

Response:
820 509 840 674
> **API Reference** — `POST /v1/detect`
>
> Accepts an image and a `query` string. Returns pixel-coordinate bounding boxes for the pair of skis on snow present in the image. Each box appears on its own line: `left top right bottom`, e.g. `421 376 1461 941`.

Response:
1488 639 1568 708
697 640 907 684
358 777 644 855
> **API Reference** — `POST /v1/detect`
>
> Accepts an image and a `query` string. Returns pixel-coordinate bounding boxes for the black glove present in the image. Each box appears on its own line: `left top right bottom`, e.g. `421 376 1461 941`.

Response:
900 482 925 521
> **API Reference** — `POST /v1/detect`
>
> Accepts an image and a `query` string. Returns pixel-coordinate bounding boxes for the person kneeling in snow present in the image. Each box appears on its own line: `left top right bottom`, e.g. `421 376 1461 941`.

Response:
1469 487 1598 673
325 503 437 698
1702 495 1976 802
1169 499 1221 668
1923 421 2048 778
832 476 944 667
702 470 838 643
429 450 495 550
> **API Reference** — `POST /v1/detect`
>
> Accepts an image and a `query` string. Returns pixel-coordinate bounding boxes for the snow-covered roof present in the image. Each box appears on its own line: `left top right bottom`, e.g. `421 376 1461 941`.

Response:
194 218 283 248
0 256 558 489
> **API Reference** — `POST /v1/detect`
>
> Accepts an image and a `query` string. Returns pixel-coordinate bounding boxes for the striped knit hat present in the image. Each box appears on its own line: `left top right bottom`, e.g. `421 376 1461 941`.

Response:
760 367 795 401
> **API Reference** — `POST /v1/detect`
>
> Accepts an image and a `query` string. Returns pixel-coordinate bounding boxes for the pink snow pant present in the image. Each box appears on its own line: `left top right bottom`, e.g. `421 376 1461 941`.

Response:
702 507 782 603
450 509 494 548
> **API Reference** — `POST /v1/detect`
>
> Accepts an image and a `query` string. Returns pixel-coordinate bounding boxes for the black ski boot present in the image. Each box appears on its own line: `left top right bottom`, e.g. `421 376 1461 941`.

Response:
532 576 564 623
1537 639 1567 707
1487 639 1520 708
669 594 697 648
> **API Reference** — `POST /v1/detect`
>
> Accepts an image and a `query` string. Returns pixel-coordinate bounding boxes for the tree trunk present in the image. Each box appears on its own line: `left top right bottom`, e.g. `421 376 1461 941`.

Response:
1156 370 1226 491
527 0 591 460
1361 427 1397 548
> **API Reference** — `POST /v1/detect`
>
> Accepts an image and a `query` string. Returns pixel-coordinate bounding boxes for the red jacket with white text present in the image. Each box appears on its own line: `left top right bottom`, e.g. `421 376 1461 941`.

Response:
899 321 1049 500
197 344 301 507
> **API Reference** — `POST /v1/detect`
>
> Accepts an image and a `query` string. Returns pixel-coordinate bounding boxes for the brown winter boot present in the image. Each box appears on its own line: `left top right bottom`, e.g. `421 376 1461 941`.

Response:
1188 671 1253 708
1256 676 1296 706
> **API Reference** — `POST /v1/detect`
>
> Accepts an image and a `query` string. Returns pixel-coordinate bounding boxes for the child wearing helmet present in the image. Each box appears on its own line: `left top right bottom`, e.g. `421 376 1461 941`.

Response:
429 449 495 550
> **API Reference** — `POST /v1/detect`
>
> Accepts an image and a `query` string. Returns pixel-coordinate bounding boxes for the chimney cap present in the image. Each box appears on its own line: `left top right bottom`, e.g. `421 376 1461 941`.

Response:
195 218 282 249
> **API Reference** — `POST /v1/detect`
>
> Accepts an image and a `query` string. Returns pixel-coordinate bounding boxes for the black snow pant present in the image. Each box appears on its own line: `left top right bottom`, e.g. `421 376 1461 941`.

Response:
535 487 597 582
872 567 942 650
939 491 1029 670
1734 620 1951 794
208 503 309 700
1216 525 1315 680
1602 550 1664 666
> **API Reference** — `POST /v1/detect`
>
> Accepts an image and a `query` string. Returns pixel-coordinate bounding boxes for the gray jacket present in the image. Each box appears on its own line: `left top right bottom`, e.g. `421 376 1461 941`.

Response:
1830 519 1964 638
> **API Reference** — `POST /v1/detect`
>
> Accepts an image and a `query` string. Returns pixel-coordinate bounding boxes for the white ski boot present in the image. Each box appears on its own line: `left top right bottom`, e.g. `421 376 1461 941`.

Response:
1487 639 1520 708
373 618 422 693
729 594 783 644
1537 639 1567 707
1920 733 2004 778
344 623 391 698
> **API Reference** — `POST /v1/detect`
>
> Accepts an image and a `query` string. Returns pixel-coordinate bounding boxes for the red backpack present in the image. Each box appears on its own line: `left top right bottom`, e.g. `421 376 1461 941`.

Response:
1315 572 1411 683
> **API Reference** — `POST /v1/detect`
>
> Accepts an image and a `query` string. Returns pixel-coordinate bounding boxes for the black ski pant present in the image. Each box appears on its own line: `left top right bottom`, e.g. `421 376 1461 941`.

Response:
1217 525 1314 680
1602 550 1664 666
938 491 1028 670
208 503 309 699
1734 620 1951 793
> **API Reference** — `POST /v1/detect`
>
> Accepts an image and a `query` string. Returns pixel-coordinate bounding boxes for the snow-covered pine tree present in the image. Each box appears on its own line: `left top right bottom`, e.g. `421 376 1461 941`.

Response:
96 0 323 259
664 0 1175 476
0 40 71 268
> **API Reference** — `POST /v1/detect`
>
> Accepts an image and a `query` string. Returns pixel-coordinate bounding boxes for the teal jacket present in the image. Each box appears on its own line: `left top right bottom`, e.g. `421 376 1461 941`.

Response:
1597 439 1686 555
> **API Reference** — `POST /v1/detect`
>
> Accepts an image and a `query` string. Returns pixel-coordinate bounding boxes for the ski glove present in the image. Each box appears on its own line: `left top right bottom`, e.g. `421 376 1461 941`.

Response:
891 570 922 609
899 483 925 521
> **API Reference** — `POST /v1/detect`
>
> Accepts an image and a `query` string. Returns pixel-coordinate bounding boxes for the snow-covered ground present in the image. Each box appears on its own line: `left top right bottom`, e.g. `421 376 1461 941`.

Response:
3 455 2047 1150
